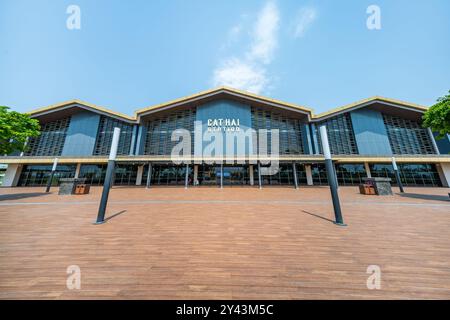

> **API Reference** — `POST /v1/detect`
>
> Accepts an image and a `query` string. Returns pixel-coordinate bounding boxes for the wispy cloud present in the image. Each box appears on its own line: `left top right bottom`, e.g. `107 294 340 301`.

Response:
212 1 279 94
291 7 317 38
247 1 279 64
212 58 268 94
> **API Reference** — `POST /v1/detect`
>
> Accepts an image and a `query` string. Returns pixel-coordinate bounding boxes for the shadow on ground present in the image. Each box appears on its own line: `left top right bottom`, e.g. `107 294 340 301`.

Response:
398 192 450 202
104 210 127 222
0 192 50 201
302 210 335 224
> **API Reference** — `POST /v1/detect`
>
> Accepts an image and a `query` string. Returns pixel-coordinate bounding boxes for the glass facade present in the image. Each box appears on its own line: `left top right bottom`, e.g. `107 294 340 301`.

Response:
79 164 140 186
17 164 76 186
78 164 107 185
382 114 436 155
369 163 442 187
143 109 196 155
311 163 329 185
256 163 307 186
335 163 367 186
316 114 358 155
24 117 71 156
142 164 193 186
251 107 305 155
196 165 251 186
93 116 134 156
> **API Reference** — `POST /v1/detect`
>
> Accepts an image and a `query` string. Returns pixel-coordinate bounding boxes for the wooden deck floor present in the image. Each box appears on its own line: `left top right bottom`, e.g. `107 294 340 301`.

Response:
0 186 449 299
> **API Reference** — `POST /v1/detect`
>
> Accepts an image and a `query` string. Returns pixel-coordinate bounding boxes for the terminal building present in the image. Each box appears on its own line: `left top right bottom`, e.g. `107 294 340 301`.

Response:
1 87 450 188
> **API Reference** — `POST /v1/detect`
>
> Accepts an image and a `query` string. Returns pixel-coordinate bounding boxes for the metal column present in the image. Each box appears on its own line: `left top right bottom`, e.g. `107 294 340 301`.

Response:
392 157 404 193
185 163 189 189
95 127 120 225
220 163 223 188
257 161 262 189
45 158 58 193
146 162 152 189
292 162 298 189
319 125 345 226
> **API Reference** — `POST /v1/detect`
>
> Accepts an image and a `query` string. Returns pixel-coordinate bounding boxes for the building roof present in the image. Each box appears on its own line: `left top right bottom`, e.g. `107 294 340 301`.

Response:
312 96 428 120
28 99 136 122
26 89 429 122
134 86 314 119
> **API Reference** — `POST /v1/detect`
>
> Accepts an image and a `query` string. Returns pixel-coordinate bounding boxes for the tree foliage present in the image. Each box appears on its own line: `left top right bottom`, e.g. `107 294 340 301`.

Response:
422 90 450 139
0 106 41 155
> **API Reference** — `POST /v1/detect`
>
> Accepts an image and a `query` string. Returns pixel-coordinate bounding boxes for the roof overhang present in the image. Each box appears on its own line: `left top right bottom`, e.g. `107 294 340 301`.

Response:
2 154 450 165
312 96 428 121
28 100 136 123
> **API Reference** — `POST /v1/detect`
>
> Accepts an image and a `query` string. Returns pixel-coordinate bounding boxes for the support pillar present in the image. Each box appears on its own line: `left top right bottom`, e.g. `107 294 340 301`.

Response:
364 162 372 178
2 164 23 187
428 128 440 155
74 163 81 179
437 163 450 187
193 165 199 186
257 161 262 189
249 164 254 186
19 137 29 157
305 164 313 186
185 163 189 189
146 162 152 189
136 165 144 186
292 162 298 189
220 163 223 189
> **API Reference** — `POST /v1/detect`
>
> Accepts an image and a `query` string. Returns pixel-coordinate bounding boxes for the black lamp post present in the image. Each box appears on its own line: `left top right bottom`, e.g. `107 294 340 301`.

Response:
45 158 58 193
319 125 346 226
391 157 404 193
94 127 120 225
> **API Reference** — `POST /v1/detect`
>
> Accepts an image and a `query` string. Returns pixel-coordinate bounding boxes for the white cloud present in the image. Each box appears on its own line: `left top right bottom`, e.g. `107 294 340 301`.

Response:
212 58 268 94
248 1 280 64
212 1 279 94
292 7 317 38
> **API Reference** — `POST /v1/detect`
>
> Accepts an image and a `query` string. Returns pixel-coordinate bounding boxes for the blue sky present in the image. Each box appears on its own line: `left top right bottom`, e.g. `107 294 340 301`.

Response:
0 0 449 115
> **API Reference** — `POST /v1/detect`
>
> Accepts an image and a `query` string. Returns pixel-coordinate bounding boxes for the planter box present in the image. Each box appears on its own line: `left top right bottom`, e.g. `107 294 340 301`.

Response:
58 178 87 195
362 177 393 196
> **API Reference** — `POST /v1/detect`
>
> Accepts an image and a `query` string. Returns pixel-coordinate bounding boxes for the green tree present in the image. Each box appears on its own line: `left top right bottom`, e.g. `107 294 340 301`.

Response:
0 106 40 155
422 90 450 139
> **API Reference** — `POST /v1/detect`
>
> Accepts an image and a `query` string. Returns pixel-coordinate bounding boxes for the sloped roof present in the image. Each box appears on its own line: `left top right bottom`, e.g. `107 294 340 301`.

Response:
26 90 429 123
135 86 313 119
28 99 136 122
313 96 428 120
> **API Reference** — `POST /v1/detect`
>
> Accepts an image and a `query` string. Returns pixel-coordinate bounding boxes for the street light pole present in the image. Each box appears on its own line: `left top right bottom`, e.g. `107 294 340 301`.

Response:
319 125 346 226
94 127 120 225
45 158 58 193
391 157 404 193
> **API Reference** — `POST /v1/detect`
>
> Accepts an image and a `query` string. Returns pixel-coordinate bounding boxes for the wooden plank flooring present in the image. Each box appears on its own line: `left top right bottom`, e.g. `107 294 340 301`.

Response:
0 186 449 299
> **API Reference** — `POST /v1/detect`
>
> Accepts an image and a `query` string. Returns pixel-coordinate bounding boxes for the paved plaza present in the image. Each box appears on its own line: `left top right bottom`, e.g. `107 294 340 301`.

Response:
0 186 449 299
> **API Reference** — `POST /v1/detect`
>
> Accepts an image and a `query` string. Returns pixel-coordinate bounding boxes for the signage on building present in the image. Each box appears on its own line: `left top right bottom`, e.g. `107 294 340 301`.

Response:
207 118 240 132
